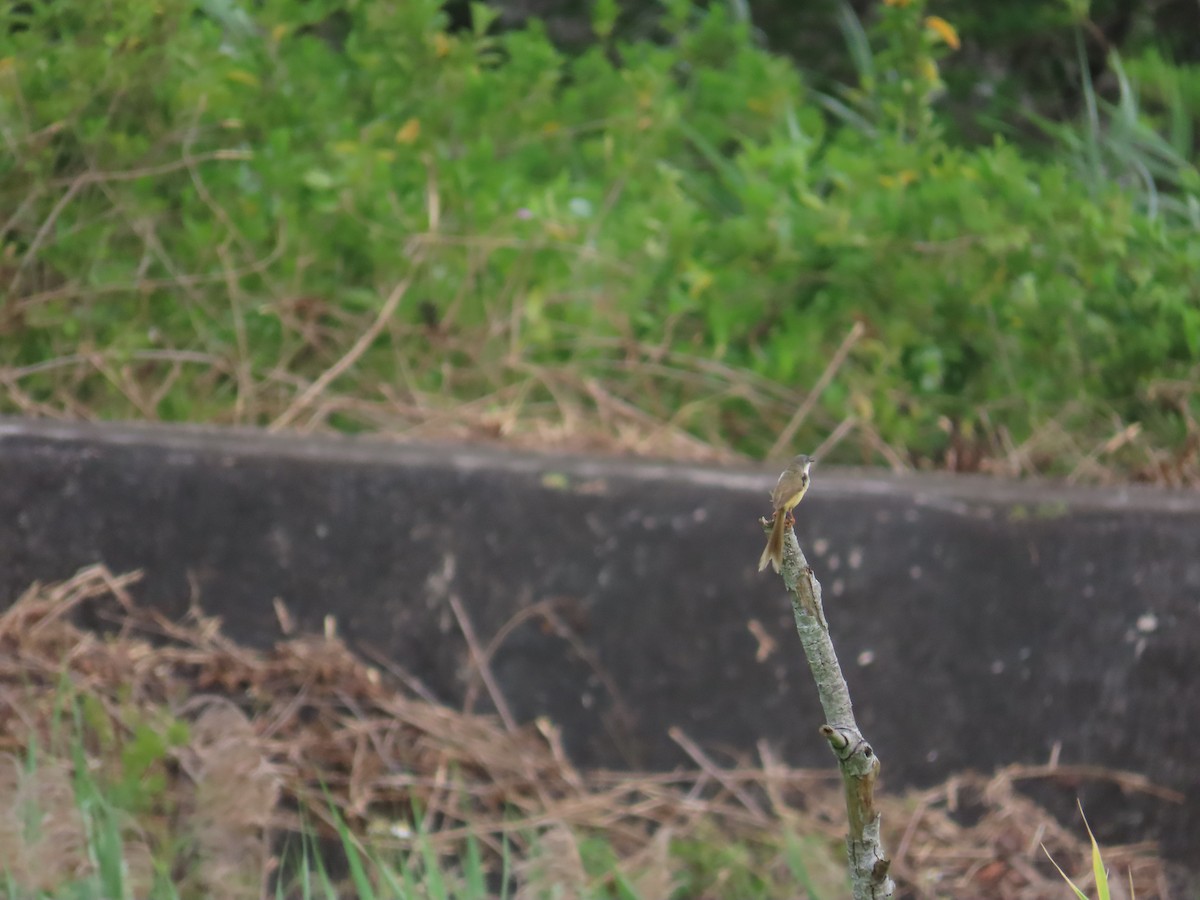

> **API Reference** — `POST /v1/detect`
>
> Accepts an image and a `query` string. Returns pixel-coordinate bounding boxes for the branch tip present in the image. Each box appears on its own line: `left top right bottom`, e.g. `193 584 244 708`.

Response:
819 723 847 750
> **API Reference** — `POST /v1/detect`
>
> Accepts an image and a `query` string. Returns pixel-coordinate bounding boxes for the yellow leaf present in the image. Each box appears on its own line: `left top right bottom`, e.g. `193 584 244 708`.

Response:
395 118 421 144
851 391 874 422
925 16 961 50
433 32 451 58
271 24 289 43
686 268 714 299
879 170 919 189
226 69 260 88
541 121 561 135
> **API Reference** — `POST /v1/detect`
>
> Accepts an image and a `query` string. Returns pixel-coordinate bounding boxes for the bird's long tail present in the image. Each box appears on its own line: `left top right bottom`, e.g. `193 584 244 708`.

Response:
758 512 787 573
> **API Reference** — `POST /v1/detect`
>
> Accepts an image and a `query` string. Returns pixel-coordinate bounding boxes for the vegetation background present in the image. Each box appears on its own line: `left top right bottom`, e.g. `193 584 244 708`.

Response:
2 0 1199 483
1 2 1198 895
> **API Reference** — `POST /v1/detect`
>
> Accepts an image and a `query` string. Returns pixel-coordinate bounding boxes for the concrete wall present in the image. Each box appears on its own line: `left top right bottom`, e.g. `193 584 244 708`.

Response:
1 418 1196 866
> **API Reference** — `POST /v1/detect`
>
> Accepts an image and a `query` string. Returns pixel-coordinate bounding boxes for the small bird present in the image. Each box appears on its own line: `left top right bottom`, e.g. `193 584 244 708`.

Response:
758 454 815 573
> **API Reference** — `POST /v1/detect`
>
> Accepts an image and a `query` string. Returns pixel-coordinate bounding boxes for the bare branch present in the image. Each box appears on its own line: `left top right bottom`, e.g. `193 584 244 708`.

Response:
767 518 895 899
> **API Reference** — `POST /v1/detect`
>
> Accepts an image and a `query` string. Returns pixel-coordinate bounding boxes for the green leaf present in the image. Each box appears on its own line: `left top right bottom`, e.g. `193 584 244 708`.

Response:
592 0 618 40
301 168 336 190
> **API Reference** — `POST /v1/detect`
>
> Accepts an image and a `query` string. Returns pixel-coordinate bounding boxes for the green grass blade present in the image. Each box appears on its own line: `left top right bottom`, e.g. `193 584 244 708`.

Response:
463 833 487 897
374 853 405 899
836 0 874 86
1042 844 1091 900
1075 27 1104 186
335 814 376 900
1078 803 1110 900
500 830 513 900
419 831 450 900
783 831 823 900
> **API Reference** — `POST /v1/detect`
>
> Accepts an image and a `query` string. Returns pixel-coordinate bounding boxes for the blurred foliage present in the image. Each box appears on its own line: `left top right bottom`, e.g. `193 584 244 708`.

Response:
464 0 1200 137
0 0 1197 477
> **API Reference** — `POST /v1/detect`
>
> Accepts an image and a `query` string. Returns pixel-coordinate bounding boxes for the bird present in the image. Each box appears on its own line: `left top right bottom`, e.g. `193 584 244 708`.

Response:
758 454 815 573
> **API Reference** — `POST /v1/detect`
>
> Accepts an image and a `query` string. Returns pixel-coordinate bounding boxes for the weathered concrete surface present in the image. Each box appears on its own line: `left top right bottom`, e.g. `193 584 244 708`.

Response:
1 418 1198 867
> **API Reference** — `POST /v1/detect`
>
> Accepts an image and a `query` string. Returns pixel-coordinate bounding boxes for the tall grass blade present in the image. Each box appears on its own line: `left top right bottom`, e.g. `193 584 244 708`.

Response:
836 0 874 86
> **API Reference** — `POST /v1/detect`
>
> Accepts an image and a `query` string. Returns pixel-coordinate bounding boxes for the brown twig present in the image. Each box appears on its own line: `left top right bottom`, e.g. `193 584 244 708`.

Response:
669 726 769 825
7 175 87 297
269 247 426 431
46 149 254 188
769 319 865 460
812 415 858 462
445 592 518 735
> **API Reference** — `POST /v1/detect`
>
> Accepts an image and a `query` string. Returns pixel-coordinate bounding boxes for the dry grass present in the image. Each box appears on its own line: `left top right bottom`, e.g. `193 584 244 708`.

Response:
6 193 1199 485
9 323 1196 486
0 567 1181 898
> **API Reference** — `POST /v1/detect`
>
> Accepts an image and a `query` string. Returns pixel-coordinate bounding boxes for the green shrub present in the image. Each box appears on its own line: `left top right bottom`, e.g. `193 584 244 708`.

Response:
1 0 1196 473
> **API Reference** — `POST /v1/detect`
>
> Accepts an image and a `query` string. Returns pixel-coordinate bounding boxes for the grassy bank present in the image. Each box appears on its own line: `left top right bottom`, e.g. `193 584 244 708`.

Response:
1 0 1197 480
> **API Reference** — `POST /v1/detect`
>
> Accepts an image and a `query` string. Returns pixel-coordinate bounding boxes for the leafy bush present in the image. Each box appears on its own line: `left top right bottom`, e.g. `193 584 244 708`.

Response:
1 0 1197 476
